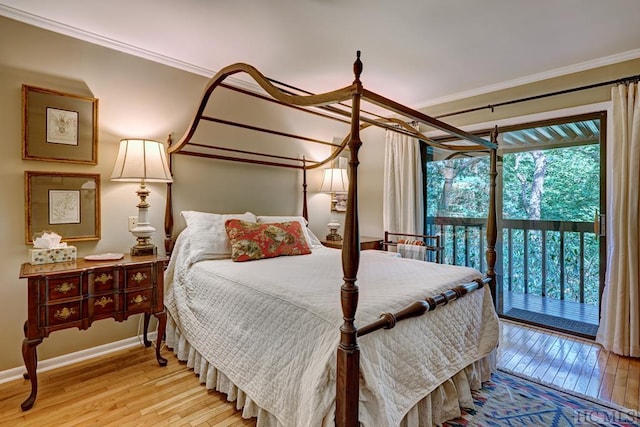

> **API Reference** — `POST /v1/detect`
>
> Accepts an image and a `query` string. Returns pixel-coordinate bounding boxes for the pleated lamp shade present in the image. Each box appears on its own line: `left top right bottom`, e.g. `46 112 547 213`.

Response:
111 139 173 183
319 168 348 193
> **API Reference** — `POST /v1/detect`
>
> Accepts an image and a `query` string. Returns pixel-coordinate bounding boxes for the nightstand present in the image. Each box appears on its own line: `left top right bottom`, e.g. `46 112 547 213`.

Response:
322 236 382 251
18 254 168 411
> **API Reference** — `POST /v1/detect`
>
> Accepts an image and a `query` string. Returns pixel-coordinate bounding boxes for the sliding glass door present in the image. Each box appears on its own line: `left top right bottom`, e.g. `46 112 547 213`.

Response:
423 112 606 338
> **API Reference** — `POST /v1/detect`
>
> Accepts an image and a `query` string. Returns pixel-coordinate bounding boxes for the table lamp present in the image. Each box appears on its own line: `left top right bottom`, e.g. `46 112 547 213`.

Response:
111 139 173 256
319 168 349 241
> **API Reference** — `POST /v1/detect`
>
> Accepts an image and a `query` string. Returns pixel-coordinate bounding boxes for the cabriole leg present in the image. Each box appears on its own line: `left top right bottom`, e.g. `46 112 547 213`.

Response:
155 311 168 366
21 337 41 411
143 313 152 347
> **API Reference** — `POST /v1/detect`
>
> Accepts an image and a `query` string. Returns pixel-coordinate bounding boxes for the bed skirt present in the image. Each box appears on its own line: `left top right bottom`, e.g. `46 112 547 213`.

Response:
166 315 496 427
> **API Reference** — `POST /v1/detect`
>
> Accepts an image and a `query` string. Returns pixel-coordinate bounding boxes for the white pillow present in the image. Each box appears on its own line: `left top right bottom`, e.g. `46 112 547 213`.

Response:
256 215 322 249
305 228 324 249
181 211 257 262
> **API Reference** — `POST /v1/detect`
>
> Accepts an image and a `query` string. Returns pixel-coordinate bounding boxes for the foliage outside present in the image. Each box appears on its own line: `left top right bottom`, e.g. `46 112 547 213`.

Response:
425 141 600 306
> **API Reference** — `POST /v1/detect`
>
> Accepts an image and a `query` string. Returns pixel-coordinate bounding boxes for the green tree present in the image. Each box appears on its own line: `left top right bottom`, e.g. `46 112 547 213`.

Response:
426 143 600 305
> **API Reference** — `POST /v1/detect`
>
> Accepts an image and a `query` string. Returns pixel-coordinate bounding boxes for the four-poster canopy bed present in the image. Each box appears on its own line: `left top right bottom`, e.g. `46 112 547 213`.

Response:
163 52 500 426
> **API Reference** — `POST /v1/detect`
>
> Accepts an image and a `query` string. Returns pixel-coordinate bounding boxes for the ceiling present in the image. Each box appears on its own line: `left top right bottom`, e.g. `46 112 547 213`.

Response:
1 0 640 109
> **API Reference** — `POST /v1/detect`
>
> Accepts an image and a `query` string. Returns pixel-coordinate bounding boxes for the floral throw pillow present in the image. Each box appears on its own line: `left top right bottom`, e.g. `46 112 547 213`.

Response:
225 219 312 262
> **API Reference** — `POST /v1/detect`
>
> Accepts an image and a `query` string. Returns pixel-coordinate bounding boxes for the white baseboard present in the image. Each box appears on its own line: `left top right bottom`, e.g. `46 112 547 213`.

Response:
0 332 157 385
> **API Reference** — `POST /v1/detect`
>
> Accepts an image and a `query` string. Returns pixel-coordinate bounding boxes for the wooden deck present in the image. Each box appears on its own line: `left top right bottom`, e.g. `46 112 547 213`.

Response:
501 290 600 338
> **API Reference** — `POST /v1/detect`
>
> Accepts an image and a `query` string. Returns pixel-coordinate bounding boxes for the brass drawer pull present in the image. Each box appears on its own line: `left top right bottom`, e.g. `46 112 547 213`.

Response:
131 272 147 283
95 273 113 284
54 307 76 320
94 296 113 308
55 282 75 294
130 294 147 305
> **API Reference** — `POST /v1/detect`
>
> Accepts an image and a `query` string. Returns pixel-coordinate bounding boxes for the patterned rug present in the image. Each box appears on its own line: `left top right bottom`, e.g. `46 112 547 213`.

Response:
444 371 640 426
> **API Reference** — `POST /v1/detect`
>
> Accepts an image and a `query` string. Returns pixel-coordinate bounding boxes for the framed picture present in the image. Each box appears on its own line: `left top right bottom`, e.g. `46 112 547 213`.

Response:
22 85 98 164
334 193 347 212
25 171 101 243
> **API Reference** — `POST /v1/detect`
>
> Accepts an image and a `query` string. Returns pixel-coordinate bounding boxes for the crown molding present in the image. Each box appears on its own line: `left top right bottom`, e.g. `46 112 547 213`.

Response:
416 48 640 109
3 4 639 108
0 4 262 92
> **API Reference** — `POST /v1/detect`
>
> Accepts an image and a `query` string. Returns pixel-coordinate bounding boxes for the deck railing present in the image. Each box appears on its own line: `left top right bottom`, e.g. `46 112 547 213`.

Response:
426 216 600 306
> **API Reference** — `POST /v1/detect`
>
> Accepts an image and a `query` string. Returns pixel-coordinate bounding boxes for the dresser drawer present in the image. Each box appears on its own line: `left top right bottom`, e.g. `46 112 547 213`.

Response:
41 275 82 301
125 289 154 314
41 300 83 327
124 266 153 289
91 294 118 317
91 269 116 293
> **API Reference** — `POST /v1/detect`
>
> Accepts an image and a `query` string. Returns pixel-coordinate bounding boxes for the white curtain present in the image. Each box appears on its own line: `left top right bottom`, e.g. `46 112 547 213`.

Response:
383 129 424 235
596 82 640 357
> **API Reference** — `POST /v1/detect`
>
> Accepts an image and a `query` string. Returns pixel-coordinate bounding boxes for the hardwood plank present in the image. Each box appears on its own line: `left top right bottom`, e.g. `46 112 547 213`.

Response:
543 335 578 386
624 358 640 410
550 336 583 388
598 351 620 402
213 411 251 427
563 341 599 394
510 328 553 374
527 331 567 380
611 354 629 404
499 324 542 370
583 343 611 400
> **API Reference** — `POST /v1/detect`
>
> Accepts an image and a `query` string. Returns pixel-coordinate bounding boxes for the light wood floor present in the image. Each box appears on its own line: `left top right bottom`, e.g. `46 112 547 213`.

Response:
0 320 637 426
500 320 640 412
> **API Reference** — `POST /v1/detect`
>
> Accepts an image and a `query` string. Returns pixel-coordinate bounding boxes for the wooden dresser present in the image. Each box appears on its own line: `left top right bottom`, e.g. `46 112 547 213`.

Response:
19 254 167 411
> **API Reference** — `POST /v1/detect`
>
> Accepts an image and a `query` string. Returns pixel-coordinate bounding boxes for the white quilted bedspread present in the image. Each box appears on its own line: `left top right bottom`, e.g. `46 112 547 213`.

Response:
164 233 499 426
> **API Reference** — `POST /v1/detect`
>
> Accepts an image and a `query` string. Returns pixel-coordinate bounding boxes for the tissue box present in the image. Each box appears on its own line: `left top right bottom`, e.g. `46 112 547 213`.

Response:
28 246 77 265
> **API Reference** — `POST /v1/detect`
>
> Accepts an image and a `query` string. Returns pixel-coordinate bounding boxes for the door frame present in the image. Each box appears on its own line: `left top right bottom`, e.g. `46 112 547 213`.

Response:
423 104 610 337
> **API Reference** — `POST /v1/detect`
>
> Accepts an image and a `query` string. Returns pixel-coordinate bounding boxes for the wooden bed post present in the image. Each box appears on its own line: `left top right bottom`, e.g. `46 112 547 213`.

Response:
164 134 174 257
302 157 309 222
485 127 499 307
336 51 363 427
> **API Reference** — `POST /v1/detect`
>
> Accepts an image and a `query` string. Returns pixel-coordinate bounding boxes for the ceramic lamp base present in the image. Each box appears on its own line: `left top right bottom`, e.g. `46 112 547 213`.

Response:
327 219 342 241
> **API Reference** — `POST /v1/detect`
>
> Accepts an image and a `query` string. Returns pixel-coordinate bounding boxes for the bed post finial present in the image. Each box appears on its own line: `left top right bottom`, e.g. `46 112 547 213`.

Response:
353 51 362 82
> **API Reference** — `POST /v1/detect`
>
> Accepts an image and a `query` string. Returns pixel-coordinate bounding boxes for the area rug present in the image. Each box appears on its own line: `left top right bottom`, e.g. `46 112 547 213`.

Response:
444 371 640 426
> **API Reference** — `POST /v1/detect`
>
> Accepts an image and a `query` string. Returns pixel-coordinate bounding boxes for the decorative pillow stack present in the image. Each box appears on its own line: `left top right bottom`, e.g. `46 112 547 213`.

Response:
256 215 323 249
181 211 257 263
225 219 311 262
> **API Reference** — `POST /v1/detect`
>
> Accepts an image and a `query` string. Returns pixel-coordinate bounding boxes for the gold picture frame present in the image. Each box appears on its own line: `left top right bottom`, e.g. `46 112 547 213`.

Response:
22 85 98 164
25 171 101 244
